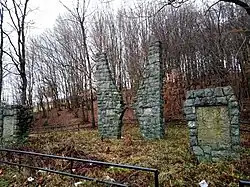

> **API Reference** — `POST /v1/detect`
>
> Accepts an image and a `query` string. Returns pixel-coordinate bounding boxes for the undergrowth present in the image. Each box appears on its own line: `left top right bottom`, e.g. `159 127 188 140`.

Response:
0 124 249 187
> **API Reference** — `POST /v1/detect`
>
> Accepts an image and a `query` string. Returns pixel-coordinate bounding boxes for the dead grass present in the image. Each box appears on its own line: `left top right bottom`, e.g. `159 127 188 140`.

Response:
0 124 250 187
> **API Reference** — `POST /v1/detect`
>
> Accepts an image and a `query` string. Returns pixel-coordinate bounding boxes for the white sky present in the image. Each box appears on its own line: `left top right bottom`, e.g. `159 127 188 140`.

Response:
28 0 134 35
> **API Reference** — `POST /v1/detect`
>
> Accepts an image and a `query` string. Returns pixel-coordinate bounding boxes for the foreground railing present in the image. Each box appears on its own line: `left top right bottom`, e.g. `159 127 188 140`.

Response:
0 148 159 187
239 180 250 187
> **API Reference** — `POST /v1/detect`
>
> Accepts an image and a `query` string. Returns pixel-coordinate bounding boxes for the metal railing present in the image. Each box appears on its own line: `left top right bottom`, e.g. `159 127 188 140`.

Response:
239 180 250 187
0 148 159 187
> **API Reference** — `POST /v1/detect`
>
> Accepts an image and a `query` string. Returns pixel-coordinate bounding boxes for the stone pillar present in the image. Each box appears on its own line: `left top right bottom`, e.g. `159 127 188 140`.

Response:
183 86 240 162
1 105 32 147
134 41 165 139
95 53 124 138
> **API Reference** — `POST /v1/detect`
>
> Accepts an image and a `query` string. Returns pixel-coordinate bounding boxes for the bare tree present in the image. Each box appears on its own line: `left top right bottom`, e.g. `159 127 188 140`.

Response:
0 3 4 102
60 0 96 127
1 0 30 105
161 0 250 15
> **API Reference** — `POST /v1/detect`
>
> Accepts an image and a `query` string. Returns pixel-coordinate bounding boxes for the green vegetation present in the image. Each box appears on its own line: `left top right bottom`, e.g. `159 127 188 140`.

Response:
0 124 249 186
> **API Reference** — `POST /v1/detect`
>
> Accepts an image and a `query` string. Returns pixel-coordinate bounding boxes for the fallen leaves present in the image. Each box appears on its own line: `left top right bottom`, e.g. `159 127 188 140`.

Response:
0 124 249 187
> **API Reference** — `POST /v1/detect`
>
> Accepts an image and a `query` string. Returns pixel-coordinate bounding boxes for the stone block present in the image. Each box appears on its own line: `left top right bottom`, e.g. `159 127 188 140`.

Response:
188 121 196 128
184 107 195 115
211 157 220 162
194 97 202 106
211 150 230 157
231 135 240 145
184 99 194 107
231 108 239 116
214 87 224 97
205 88 214 97
186 90 195 99
186 114 196 121
232 145 240 151
207 97 217 105
228 95 237 102
190 136 198 146
230 115 239 125
189 128 197 136
229 101 238 108
193 146 204 156
231 127 240 136
202 146 212 154
194 89 205 98
216 97 227 105
223 86 234 96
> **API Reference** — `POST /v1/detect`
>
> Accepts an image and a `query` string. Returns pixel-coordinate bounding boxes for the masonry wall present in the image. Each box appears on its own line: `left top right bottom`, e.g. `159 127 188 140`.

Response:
134 41 165 139
95 53 124 138
183 86 240 162
0 105 33 147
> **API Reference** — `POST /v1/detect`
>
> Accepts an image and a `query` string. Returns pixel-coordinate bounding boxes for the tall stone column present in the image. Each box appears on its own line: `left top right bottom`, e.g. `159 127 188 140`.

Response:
134 41 165 139
95 53 124 138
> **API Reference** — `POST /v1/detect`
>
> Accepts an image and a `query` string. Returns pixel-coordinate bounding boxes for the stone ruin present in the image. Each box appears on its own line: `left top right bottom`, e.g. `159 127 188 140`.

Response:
0 105 33 147
95 41 164 139
95 53 124 138
134 41 164 139
184 86 240 162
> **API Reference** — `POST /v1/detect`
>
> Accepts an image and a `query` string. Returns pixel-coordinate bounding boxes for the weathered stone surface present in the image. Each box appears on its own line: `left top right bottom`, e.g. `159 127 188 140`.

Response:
190 136 198 146
223 86 234 96
184 86 240 163
231 127 240 136
134 41 164 139
194 97 202 106
216 97 227 105
188 121 196 128
214 87 224 97
183 107 195 115
211 150 230 157
194 90 205 98
189 128 197 136
196 106 231 146
186 114 196 121
1 105 32 147
186 90 195 99
193 146 204 156
231 108 239 116
231 135 240 145
205 89 214 97
95 53 124 138
184 99 194 107
203 146 212 154
95 41 165 140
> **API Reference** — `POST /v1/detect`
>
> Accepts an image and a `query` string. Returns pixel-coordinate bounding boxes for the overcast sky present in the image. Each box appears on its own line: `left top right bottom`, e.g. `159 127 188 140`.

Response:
28 0 134 35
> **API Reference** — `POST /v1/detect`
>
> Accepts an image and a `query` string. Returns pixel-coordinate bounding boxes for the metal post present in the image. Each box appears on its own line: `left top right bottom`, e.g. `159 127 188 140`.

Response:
70 160 73 174
239 181 244 187
154 170 159 187
18 153 21 172
239 180 250 187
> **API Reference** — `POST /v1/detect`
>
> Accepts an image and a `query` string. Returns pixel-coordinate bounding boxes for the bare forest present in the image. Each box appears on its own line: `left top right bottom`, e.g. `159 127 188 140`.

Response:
0 0 250 121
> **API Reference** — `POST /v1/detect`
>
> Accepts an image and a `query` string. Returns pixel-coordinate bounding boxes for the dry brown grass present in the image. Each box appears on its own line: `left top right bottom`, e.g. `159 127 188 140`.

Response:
0 124 250 187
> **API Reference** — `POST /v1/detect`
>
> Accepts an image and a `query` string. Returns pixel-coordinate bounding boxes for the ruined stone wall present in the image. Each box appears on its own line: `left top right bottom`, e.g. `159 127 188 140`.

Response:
134 41 165 139
183 86 240 162
0 105 33 147
95 53 124 138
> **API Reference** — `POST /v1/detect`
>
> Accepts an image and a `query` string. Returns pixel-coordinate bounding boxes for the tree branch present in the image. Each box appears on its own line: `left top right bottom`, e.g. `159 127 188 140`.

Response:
221 0 250 16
